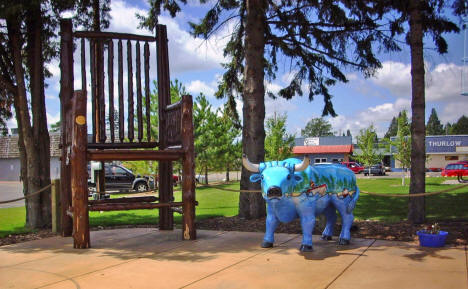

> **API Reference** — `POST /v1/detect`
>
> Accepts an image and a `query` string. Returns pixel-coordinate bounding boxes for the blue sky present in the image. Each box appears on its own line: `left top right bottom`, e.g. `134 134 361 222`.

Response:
7 0 467 139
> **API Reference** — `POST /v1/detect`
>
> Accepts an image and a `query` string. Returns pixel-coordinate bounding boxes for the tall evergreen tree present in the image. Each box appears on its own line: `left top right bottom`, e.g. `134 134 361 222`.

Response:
451 115 468 135
426 108 444 135
387 0 460 223
139 0 402 219
390 110 412 186
0 0 109 228
384 116 398 139
444 122 453 135
193 93 217 184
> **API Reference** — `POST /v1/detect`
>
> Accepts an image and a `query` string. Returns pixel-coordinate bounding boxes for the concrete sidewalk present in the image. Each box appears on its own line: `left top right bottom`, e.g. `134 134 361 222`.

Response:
0 229 466 289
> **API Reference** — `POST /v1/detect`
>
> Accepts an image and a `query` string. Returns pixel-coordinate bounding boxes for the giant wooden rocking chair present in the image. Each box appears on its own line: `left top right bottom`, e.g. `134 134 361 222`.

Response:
59 19 196 248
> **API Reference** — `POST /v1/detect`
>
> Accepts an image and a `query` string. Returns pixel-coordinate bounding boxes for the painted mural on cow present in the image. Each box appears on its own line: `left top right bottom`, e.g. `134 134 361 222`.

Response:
243 155 359 252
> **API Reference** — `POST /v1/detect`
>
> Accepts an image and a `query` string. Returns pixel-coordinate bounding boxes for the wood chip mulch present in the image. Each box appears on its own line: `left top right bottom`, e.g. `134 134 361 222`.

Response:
1 218 466 247
196 217 468 245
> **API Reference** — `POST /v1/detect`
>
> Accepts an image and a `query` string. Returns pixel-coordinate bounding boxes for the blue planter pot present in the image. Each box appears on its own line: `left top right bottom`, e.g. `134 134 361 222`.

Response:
416 231 448 248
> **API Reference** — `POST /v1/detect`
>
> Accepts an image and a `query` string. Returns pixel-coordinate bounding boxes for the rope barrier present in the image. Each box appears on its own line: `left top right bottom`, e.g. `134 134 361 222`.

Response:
7 180 463 205
0 183 52 204
194 182 468 197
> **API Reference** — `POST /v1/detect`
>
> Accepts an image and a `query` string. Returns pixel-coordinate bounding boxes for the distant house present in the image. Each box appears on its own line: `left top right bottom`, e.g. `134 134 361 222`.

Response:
292 136 353 163
0 132 61 181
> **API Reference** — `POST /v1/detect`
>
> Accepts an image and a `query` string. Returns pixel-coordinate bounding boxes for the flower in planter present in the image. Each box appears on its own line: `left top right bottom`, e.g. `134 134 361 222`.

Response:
422 223 440 234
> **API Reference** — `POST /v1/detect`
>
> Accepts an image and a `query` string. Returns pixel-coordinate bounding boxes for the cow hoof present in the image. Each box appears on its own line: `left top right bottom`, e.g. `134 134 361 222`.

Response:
299 244 313 252
261 241 273 248
321 235 332 241
338 238 350 245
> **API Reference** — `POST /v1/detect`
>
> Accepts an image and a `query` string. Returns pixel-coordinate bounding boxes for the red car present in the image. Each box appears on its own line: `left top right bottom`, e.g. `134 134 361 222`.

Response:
441 162 468 177
341 162 365 174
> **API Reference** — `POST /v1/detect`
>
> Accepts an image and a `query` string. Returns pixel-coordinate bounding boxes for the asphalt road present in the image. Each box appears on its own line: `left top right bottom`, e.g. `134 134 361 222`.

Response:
0 181 24 208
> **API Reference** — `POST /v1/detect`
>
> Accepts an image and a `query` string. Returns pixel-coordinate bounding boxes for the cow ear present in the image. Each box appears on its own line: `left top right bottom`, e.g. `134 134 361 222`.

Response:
250 174 262 183
294 174 303 183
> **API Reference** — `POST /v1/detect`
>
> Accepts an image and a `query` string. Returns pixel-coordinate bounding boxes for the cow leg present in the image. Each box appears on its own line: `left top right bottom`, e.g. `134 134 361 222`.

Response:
298 201 316 252
321 204 336 241
331 195 354 245
262 206 279 248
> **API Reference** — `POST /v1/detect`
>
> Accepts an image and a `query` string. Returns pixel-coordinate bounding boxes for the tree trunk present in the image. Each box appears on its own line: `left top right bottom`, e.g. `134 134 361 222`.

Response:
408 0 426 224
26 3 51 227
204 166 208 185
239 0 266 219
225 164 230 182
7 16 45 228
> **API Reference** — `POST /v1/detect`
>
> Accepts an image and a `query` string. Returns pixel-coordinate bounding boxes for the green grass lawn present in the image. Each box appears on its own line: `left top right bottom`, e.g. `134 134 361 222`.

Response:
1 177 467 237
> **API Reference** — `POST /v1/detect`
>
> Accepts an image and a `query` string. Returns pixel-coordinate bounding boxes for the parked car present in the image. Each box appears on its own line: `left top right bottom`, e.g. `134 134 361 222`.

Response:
88 164 153 192
155 174 180 188
363 164 386 176
441 162 468 177
341 162 365 174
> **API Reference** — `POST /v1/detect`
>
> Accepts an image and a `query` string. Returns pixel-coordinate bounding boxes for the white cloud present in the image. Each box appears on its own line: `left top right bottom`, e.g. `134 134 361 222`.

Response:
369 61 411 98
425 63 462 101
265 97 297 119
328 98 411 138
265 81 282 96
107 0 227 74
187 80 215 97
47 112 61 128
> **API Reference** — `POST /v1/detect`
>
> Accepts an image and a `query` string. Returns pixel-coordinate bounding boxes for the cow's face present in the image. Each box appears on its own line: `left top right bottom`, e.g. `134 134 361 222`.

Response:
243 156 310 200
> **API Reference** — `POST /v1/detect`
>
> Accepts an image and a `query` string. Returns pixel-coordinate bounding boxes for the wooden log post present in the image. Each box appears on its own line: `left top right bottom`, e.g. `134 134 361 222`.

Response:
71 90 90 249
59 19 73 237
157 24 174 230
51 179 61 233
181 95 196 240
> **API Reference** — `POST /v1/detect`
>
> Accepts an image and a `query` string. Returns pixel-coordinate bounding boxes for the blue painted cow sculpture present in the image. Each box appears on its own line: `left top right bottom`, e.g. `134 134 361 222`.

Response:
243 155 359 252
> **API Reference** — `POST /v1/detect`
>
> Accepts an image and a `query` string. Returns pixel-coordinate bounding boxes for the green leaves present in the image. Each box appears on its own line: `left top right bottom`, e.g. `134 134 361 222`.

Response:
301 117 333 137
193 93 241 177
389 110 411 170
265 112 295 161
355 124 382 168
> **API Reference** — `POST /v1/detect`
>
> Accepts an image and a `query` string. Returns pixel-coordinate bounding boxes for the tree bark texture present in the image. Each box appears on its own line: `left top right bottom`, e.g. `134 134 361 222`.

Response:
26 3 52 227
408 0 426 224
7 15 46 228
239 0 267 219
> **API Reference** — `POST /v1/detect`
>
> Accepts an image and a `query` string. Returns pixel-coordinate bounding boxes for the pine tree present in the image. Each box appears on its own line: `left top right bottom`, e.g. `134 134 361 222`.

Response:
451 115 468 134
384 116 398 139
387 0 461 224
138 1 402 219
426 108 444 135
0 0 109 228
390 110 411 186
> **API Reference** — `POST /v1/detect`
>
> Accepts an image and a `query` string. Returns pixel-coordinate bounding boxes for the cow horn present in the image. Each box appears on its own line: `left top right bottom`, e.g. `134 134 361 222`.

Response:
242 154 260 172
294 156 310 172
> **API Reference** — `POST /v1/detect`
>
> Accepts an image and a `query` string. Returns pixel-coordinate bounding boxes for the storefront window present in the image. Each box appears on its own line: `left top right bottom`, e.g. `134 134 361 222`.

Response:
445 156 459 161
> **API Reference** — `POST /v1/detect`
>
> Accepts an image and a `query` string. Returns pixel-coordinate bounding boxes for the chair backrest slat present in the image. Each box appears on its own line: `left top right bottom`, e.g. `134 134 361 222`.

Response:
62 24 184 149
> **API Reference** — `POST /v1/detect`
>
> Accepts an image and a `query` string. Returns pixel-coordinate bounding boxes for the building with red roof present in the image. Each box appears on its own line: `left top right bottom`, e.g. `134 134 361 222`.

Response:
292 136 353 164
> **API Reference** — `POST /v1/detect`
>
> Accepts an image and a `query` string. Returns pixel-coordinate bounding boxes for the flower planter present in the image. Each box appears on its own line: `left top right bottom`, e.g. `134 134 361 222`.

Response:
416 230 448 248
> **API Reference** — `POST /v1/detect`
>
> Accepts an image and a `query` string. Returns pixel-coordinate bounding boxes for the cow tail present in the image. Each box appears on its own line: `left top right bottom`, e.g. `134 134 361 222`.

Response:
347 186 360 214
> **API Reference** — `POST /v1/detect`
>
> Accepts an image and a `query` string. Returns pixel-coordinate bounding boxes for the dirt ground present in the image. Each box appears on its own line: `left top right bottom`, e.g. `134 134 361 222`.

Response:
1 217 466 247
